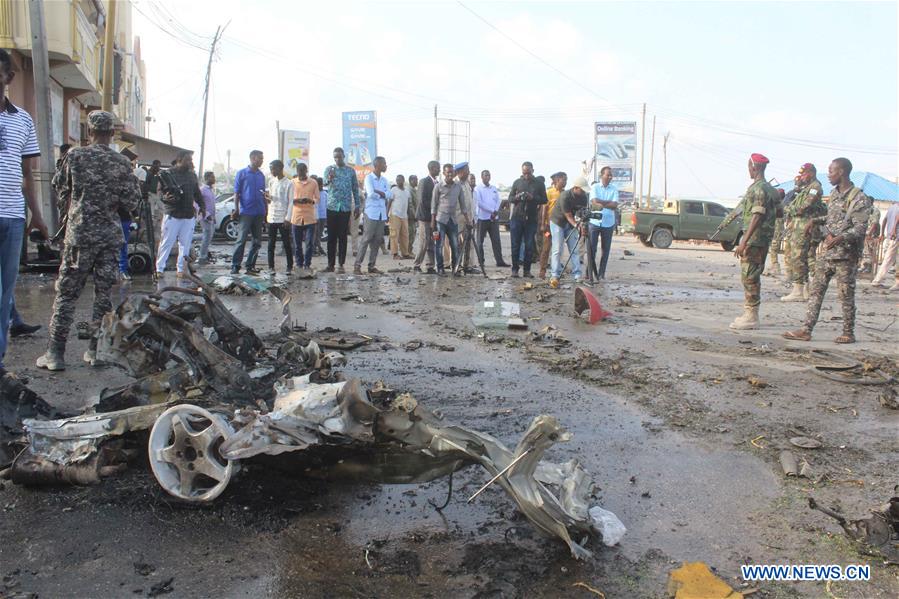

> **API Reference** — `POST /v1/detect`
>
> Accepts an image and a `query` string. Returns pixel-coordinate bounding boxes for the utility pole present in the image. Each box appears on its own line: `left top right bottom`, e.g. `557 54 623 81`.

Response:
433 104 439 161
100 0 116 111
663 131 670 203
168 122 173 145
27 0 58 231
638 103 646 209
197 24 225 179
275 119 281 163
646 115 657 207
226 149 231 173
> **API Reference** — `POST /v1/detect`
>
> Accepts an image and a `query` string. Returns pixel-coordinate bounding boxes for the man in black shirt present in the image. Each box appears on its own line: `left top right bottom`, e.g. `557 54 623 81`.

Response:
413 160 441 273
507 161 547 278
154 150 204 277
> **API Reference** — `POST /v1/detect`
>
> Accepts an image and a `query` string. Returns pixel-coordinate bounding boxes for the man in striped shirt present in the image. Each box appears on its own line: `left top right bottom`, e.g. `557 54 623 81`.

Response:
0 49 48 373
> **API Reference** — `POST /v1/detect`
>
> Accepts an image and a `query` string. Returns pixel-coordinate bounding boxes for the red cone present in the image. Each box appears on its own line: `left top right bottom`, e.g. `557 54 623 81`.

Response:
575 287 611 324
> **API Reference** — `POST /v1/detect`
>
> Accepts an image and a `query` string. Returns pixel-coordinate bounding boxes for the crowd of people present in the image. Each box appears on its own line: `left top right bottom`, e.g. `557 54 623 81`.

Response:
221 147 623 283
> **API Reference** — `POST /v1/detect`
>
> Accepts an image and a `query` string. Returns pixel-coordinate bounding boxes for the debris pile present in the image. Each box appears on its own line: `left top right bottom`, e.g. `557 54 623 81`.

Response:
1 271 624 559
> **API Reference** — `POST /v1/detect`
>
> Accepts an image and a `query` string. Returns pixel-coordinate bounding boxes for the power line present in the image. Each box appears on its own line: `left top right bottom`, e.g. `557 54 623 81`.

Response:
132 3 208 51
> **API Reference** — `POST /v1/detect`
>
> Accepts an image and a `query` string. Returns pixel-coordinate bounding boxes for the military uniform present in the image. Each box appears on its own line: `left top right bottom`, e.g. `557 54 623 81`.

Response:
802 183 871 338
860 205 881 273
767 216 785 275
722 178 778 317
39 112 141 370
784 179 827 301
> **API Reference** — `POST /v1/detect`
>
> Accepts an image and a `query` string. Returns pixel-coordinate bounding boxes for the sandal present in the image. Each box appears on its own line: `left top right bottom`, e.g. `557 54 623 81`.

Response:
782 329 811 341
834 334 855 344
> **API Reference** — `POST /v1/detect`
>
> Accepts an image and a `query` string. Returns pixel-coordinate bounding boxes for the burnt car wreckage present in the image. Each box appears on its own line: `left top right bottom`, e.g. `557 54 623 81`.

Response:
0 272 625 559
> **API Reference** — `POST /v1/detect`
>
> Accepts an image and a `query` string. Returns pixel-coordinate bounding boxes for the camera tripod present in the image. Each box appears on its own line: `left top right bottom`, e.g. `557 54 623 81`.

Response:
556 219 597 284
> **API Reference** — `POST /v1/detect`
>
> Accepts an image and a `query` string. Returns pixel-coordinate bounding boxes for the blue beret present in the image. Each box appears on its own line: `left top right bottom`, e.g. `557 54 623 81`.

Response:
453 161 469 171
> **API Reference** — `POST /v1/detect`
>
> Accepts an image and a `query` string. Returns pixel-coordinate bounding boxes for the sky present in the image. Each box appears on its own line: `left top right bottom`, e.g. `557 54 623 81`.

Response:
134 0 898 200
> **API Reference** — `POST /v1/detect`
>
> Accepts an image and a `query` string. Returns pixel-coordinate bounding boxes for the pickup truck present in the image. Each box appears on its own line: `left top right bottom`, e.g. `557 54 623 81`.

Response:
630 199 742 250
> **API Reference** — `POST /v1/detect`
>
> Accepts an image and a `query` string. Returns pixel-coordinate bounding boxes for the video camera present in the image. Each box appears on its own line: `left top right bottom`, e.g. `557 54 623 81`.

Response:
158 169 184 205
574 207 603 224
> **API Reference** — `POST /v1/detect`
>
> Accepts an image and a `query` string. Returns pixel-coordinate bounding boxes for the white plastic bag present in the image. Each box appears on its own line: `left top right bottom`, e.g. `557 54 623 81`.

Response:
589 505 627 546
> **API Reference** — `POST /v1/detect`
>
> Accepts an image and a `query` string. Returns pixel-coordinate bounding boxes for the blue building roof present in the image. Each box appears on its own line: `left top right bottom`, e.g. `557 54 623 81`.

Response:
775 171 898 202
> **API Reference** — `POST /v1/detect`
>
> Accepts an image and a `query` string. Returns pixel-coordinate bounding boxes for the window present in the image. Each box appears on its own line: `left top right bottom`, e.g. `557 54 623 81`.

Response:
684 202 704 215
707 203 728 217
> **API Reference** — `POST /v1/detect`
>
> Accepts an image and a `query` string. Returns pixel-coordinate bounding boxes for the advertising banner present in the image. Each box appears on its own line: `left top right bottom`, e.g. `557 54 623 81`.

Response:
341 111 377 184
280 130 310 174
594 121 636 202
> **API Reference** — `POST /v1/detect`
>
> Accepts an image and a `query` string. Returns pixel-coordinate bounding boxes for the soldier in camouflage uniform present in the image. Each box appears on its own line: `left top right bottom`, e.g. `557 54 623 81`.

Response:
780 164 825 301
35 111 141 371
783 158 871 344
719 153 779 330
859 204 881 273
766 212 785 277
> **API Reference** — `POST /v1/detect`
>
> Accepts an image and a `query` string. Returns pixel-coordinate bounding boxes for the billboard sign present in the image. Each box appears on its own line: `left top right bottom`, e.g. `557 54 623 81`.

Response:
341 111 377 184
280 129 310 174
594 121 636 202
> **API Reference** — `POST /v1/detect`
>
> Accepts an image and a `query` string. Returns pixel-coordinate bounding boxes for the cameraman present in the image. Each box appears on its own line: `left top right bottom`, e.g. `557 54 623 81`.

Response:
548 177 590 287
508 161 547 278
154 150 204 277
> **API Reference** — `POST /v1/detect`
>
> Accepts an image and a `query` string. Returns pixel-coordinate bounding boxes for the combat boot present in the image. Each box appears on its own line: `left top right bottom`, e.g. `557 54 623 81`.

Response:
729 306 759 330
768 262 781 277
780 283 806 302
35 343 66 371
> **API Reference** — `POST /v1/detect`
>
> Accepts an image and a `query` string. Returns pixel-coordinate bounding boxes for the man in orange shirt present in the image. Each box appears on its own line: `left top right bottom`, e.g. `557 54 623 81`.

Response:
290 163 319 271
539 172 566 279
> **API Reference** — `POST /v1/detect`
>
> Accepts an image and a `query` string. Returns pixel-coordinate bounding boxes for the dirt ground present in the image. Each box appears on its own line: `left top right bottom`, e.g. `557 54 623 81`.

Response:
2 233 897 598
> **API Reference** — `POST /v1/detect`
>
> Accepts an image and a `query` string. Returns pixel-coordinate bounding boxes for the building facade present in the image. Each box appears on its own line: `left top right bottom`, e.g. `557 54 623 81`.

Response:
0 0 146 155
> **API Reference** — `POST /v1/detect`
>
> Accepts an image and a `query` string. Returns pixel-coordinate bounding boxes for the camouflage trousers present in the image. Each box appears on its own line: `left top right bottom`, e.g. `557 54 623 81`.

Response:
860 236 879 272
803 258 858 334
740 245 768 307
768 218 785 265
48 242 119 347
787 232 814 284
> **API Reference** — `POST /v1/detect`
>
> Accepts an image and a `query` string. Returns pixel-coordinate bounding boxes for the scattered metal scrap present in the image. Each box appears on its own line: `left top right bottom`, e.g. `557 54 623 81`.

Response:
2 270 624 559
809 494 899 564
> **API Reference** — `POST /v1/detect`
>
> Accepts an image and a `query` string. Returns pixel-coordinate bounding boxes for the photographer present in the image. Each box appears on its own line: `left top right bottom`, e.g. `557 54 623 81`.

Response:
508 161 547 278
548 177 590 288
154 150 204 277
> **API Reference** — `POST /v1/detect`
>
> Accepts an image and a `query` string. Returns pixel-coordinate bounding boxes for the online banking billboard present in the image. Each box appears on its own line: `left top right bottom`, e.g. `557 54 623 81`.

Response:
594 121 636 202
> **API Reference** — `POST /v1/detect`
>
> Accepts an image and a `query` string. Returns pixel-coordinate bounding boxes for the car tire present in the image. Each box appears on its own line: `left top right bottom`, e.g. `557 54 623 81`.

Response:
637 234 653 247
222 218 240 242
128 252 152 274
652 227 674 250
720 240 735 252
651 227 673 249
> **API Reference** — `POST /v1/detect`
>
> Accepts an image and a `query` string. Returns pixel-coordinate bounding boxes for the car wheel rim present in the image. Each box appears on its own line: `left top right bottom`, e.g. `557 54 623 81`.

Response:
148 404 236 502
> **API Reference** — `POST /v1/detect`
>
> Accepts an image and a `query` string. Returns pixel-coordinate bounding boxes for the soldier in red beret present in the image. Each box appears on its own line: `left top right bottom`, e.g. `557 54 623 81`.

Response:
718 154 780 329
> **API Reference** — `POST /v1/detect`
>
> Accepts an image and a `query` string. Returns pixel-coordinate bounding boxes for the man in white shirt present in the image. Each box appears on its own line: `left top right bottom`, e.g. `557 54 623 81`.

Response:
266 159 294 273
354 156 392 274
475 169 508 267
387 174 412 259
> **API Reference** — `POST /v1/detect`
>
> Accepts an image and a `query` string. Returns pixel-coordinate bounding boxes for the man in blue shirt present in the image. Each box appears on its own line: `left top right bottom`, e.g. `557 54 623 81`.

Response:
588 167 620 280
230 150 267 274
354 156 392 275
